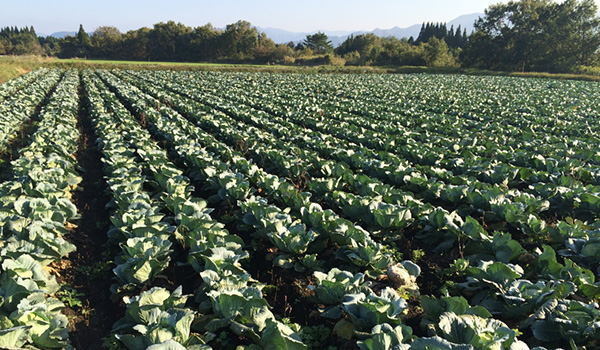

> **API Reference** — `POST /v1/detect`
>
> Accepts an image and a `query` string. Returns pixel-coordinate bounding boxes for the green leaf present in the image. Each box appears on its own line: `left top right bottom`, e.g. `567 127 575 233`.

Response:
137 288 173 308
244 298 274 332
213 292 247 319
333 318 354 340
530 320 563 342
116 333 149 350
580 193 600 212
260 319 307 350
146 339 187 350
410 336 474 349
438 312 476 344
0 325 32 348
174 311 194 340
312 268 366 305
462 216 491 242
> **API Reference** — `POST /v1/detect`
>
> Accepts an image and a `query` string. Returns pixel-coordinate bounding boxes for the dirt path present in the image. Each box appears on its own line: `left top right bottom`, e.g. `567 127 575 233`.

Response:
58 73 122 350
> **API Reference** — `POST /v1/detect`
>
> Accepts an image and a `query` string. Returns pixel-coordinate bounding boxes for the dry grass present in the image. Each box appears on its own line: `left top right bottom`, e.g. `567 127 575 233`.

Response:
1 55 599 83
0 55 51 83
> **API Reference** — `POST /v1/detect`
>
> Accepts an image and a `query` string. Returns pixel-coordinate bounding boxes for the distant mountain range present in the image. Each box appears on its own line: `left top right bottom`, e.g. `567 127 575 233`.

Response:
257 13 482 46
42 13 482 47
41 31 78 38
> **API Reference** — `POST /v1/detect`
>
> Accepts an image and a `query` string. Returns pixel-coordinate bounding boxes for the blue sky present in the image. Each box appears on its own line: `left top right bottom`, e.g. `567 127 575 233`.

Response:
2 0 599 35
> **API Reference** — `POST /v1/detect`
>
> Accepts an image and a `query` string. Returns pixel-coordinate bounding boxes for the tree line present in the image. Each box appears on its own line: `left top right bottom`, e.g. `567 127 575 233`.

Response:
0 26 43 55
2 0 599 73
334 23 466 67
30 20 468 68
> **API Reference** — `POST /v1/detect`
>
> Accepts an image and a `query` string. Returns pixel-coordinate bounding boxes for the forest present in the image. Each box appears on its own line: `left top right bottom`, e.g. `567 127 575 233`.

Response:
1 0 599 73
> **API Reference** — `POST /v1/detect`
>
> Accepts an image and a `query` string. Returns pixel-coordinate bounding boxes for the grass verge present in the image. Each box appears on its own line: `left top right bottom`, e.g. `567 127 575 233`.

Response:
2 55 600 82
0 55 52 83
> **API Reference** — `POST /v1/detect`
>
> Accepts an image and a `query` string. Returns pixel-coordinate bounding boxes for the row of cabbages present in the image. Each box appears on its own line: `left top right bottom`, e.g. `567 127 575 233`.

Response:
0 68 50 103
1 67 593 349
137 69 600 249
114 69 600 349
114 70 399 278
95 70 427 349
98 69 549 349
0 69 61 154
85 70 310 349
0 69 79 349
85 71 210 349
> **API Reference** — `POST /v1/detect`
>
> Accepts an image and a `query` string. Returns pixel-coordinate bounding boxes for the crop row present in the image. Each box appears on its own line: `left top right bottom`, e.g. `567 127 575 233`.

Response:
161 73 597 235
0 69 62 154
125 70 600 270
84 70 321 349
0 68 51 103
0 69 80 348
108 70 600 349
1 68 599 349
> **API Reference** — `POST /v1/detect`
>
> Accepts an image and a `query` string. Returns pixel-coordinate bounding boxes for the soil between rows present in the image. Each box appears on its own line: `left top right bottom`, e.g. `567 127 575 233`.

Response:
56 75 123 350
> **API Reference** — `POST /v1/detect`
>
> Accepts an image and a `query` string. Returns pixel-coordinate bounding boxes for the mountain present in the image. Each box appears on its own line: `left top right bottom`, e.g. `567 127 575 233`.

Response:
448 13 482 32
49 31 77 38
254 27 309 44
371 24 421 39
43 13 483 44
259 13 482 46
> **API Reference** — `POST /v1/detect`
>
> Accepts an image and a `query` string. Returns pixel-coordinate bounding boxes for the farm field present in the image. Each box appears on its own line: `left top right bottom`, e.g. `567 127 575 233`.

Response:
0 68 600 350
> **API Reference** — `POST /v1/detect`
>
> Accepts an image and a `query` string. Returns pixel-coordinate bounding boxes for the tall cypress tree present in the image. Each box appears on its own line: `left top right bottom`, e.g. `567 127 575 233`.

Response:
76 24 91 57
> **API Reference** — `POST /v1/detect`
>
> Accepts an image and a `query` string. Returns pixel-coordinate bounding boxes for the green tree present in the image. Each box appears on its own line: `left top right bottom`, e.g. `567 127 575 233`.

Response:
416 22 449 45
91 26 123 59
253 32 277 62
77 24 90 46
461 0 600 72
336 33 382 64
76 24 91 57
188 24 221 61
221 20 260 60
147 21 191 61
12 34 43 55
554 0 600 67
121 28 150 60
421 37 457 67
39 35 61 56
0 25 43 55
303 32 333 54
57 36 78 58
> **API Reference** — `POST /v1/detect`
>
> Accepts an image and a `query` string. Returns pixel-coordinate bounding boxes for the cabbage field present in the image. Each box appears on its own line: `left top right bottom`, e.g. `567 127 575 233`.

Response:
1 68 600 350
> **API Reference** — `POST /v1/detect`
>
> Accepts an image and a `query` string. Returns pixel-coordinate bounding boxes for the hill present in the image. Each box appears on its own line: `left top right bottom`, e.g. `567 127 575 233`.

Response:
258 13 482 45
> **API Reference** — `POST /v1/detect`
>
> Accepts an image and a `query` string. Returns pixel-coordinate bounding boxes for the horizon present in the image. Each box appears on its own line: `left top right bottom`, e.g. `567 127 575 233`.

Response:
11 14 482 38
35 12 481 38
7 0 598 36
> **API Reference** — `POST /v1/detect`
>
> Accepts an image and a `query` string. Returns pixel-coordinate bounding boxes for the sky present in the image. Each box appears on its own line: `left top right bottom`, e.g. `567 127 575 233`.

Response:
1 0 600 35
